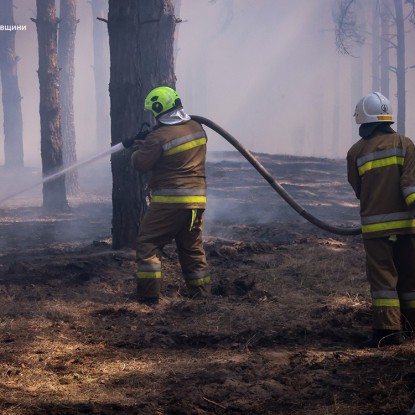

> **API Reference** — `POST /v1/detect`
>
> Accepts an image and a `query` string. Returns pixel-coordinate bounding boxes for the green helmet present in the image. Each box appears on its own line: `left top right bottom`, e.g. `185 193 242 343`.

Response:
144 86 182 118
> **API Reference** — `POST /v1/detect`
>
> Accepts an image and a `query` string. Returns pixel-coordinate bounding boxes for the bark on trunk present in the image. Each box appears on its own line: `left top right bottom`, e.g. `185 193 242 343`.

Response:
32 0 68 210
108 0 176 249
0 0 24 168
58 0 79 195
90 0 110 152
173 0 181 66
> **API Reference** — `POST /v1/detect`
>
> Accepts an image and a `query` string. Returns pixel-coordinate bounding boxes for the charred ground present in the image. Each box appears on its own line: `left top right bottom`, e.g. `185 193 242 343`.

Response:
0 152 414 415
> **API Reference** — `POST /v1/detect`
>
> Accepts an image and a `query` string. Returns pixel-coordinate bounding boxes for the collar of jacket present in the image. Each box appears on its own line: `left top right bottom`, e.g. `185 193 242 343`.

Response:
158 108 191 125
359 122 395 139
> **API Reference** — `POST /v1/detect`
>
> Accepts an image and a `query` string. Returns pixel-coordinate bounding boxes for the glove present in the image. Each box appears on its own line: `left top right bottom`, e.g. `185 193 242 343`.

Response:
122 136 136 149
122 123 154 148
134 130 149 141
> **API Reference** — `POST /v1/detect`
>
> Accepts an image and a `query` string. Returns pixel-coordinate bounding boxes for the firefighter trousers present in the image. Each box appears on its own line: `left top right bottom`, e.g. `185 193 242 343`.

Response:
135 206 211 299
363 235 415 332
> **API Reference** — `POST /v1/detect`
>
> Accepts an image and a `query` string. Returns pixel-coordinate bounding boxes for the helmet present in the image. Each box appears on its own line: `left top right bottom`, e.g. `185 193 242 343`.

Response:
354 92 394 124
144 86 182 118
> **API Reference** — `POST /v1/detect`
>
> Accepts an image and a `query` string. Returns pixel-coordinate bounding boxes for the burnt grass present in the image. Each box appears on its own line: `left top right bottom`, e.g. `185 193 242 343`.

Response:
0 152 414 415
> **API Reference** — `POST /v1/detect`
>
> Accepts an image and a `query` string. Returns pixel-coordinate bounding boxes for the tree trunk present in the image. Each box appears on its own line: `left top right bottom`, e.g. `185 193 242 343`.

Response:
0 0 24 168
394 0 405 134
32 0 68 210
58 0 79 195
108 0 176 249
371 1 380 91
380 0 390 97
173 0 181 67
90 0 110 152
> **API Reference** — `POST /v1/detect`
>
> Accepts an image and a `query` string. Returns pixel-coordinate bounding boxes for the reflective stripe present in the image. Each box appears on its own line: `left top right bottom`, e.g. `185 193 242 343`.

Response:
136 271 161 279
153 189 206 196
377 115 393 121
405 194 415 205
403 186 415 205
401 300 415 309
372 298 400 307
184 269 210 280
399 292 415 301
136 262 161 279
357 148 406 167
164 137 206 156
184 269 211 287
162 131 206 156
372 290 399 299
399 293 415 309
152 188 206 204
361 212 415 233
189 209 197 231
362 219 415 233
187 276 211 287
403 186 415 198
372 290 400 307
152 195 206 204
137 263 161 272
358 156 404 176
357 148 405 176
361 211 412 225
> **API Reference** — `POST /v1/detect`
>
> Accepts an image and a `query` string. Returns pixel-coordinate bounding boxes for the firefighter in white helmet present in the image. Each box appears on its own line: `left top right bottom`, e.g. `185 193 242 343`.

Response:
347 92 415 347
129 86 211 304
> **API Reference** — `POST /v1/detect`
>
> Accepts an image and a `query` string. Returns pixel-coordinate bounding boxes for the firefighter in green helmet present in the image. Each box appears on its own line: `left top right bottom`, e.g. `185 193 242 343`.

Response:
347 92 415 347
129 86 211 304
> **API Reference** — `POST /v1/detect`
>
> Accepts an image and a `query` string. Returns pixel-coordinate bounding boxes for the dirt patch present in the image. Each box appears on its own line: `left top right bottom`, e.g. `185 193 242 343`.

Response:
0 153 414 415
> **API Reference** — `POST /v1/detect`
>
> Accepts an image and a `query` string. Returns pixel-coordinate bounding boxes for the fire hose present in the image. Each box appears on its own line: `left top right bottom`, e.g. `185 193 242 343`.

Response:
189 115 361 236
0 114 363 238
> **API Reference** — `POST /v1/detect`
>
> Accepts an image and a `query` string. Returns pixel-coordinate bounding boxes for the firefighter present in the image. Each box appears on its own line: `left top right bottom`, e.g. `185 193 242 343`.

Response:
347 92 415 347
130 86 211 304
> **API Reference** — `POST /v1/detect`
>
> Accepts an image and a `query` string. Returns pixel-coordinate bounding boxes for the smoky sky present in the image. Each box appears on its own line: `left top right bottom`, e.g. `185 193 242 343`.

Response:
1 0 414 166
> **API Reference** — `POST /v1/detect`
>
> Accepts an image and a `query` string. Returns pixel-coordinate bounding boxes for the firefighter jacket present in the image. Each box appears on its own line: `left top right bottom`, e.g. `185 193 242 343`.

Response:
131 119 207 209
347 130 415 239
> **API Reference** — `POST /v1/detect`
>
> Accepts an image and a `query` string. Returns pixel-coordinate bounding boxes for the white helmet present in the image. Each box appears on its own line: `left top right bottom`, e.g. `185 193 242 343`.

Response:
354 92 394 125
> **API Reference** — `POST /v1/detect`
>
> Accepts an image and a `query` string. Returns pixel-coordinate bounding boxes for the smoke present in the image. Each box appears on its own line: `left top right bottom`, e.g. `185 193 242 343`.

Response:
0 0 412 235
1 0 414 169
175 0 415 158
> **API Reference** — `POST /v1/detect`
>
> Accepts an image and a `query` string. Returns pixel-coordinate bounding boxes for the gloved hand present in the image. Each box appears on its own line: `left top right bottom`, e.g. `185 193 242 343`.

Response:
122 123 153 148
134 131 149 141
122 136 136 149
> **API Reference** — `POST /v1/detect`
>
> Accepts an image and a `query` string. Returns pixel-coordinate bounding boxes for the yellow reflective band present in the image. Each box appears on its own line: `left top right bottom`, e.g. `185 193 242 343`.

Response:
187 276 211 286
152 195 206 204
377 115 393 121
164 137 207 156
401 299 415 309
136 271 162 279
372 298 400 307
362 219 415 233
189 209 197 231
358 156 404 176
405 193 415 205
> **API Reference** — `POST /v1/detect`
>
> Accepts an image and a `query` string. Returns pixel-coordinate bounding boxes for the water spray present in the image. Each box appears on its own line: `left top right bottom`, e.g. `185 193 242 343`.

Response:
0 117 361 236
0 142 125 204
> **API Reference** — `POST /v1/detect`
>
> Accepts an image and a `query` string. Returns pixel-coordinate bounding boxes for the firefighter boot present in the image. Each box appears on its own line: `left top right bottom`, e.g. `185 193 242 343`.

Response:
359 329 404 348
136 279 159 305
187 283 211 299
